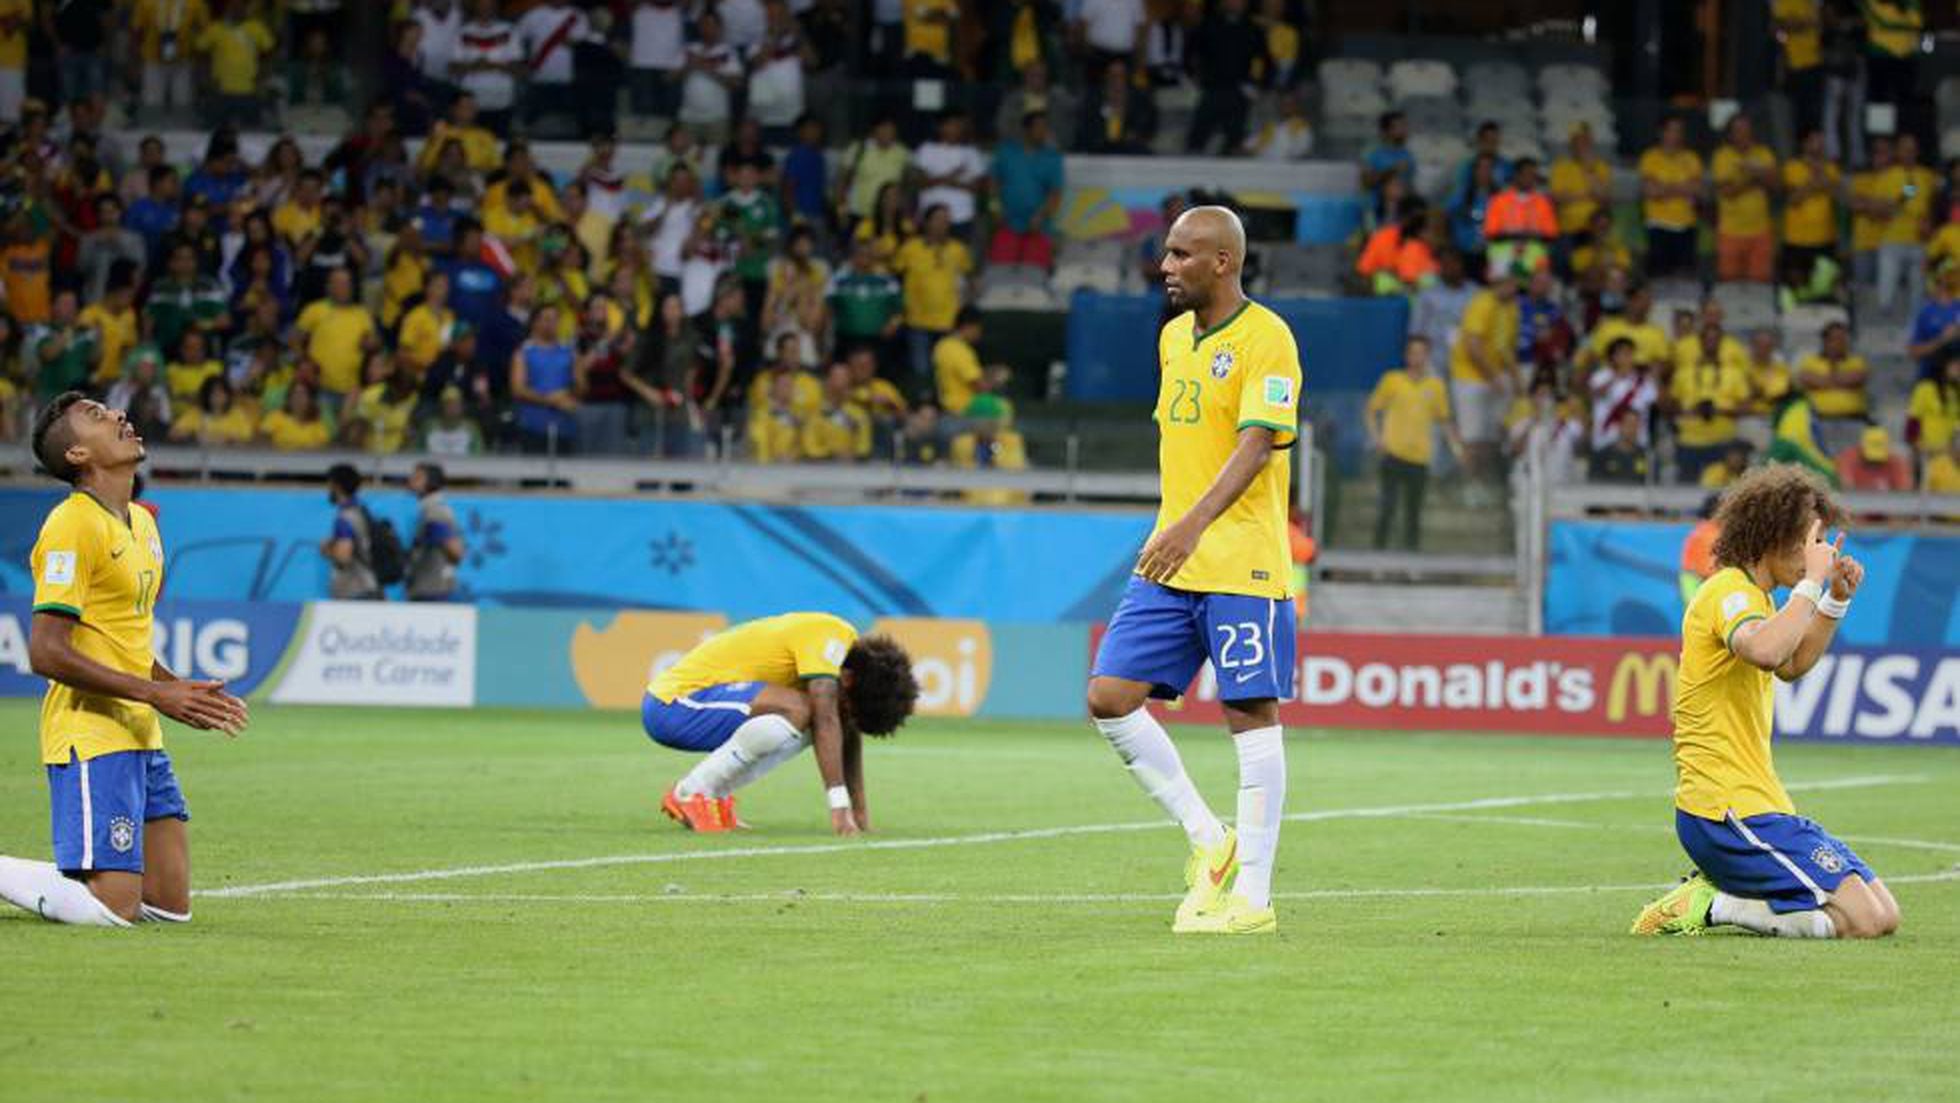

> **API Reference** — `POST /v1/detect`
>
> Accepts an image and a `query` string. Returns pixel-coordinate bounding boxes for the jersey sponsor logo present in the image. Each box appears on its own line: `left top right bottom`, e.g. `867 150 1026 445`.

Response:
1263 375 1296 408
1810 845 1845 874
42 551 75 585
108 816 136 854
1721 591 1749 622
1210 349 1234 379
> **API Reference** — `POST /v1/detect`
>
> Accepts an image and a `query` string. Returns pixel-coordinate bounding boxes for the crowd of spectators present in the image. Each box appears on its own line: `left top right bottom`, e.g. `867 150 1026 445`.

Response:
1353 97 1960 548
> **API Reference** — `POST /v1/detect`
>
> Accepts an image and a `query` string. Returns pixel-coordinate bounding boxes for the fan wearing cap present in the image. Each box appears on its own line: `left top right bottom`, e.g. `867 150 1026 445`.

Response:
1833 424 1912 491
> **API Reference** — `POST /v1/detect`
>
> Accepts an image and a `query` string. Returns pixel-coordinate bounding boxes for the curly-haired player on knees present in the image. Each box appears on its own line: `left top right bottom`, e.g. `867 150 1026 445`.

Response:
0 393 248 928
643 613 918 835
1631 465 1900 939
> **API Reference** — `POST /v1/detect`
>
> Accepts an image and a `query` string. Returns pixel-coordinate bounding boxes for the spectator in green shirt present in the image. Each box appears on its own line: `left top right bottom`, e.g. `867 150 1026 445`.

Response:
144 241 231 354
33 289 102 401
718 155 781 320
828 236 903 369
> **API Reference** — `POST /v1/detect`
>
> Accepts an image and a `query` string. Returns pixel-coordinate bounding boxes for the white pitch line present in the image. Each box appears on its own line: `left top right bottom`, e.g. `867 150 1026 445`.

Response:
220 865 1960 907
201 773 1925 900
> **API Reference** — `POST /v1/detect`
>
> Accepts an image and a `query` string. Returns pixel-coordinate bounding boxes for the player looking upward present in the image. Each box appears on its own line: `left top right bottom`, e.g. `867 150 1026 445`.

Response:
644 613 918 835
0 393 248 927
1632 466 1899 939
1086 206 1303 935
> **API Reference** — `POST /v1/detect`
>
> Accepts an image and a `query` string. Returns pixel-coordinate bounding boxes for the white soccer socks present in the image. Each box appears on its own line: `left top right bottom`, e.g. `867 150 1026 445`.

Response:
675 714 810 800
0 856 132 927
1231 726 1287 910
1095 707 1227 848
1710 892 1837 938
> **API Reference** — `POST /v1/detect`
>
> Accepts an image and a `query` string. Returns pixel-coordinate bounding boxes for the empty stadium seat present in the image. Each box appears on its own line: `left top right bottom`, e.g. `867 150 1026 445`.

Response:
1260 243 1347 297
1387 59 1458 101
1318 57 1383 91
1323 81 1389 121
1538 63 1607 99
1943 126 1960 161
1714 282 1778 332
1464 61 1532 99
1051 240 1126 296
1408 134 1469 173
976 265 1058 311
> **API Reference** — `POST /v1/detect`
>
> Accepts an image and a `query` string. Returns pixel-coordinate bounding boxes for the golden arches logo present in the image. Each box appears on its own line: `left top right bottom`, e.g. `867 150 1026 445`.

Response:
1606 653 1678 722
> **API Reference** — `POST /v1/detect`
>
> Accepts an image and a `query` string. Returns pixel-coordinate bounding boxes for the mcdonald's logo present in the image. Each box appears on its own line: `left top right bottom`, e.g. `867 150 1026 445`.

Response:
1606 653 1678 722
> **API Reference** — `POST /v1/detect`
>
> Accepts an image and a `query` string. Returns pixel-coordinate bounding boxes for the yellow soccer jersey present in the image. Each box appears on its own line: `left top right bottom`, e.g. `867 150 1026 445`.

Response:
1673 567 1796 821
1151 300 1302 599
650 612 857 702
31 492 166 765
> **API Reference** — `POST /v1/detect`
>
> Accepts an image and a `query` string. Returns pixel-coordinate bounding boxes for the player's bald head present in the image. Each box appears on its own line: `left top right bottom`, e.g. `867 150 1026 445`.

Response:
1172 205 1246 269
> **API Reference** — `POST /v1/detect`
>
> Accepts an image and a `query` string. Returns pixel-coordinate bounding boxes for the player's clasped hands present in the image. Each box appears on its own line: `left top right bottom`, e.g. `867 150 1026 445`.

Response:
152 679 251 736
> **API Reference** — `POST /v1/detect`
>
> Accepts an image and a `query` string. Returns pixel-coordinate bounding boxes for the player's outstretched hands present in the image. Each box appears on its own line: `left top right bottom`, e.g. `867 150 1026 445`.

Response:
152 679 250 736
1801 520 1840 585
1831 549 1865 601
830 808 861 837
1137 516 1201 584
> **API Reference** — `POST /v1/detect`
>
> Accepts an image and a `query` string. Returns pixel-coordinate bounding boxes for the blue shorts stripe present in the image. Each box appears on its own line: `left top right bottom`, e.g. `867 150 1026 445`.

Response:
642 682 765 752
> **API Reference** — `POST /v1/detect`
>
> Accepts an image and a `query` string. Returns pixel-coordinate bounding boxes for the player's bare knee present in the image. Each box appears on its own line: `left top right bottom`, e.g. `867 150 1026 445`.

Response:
1086 679 1143 720
750 686 812 731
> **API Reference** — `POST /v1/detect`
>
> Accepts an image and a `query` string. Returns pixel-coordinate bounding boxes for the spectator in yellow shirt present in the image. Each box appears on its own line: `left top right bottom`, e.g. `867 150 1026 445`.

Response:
1448 269 1521 501
1876 132 1936 316
1907 355 1959 462
1773 0 1825 131
164 328 223 401
1848 135 1894 291
343 356 421 454
418 93 504 178
133 0 208 116
295 267 381 402
398 270 456 375
1797 321 1870 420
1548 123 1612 244
749 366 806 463
1697 440 1754 489
1365 335 1466 549
934 306 1012 419
893 203 973 383
272 169 327 247
1781 128 1841 275
950 394 1031 506
1710 113 1778 282
198 0 273 129
1671 319 1753 482
258 378 333 451
1638 117 1704 277
1925 433 1960 494
169 375 256 446
800 363 873 462
1744 327 1793 414
79 278 139 388
745 333 823 419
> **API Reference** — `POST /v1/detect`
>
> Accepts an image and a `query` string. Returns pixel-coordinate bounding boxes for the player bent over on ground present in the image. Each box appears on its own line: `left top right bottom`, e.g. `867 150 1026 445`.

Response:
1088 206 1304 936
1632 466 1900 939
0 394 249 927
642 613 918 835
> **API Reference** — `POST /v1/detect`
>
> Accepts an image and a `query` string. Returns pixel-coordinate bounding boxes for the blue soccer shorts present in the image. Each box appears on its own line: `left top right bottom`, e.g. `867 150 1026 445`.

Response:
1676 809 1876 914
47 749 189 875
1091 576 1297 702
642 682 765 752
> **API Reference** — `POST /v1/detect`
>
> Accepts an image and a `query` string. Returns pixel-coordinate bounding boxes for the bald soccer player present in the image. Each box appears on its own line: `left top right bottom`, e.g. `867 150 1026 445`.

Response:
1086 206 1304 935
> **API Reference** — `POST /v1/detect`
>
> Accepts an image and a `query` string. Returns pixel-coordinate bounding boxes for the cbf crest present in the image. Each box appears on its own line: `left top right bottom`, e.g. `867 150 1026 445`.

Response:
108 816 137 854
1811 845 1845 874
1209 348 1235 379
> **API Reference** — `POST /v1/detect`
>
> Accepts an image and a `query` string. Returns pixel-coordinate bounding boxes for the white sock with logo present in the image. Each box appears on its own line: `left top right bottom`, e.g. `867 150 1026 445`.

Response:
1232 726 1287 910
675 714 808 799
1709 892 1836 938
1095 708 1225 848
0 856 132 927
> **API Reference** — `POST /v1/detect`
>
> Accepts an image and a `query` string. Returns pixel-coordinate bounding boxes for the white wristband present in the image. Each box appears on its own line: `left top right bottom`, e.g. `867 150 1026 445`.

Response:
1791 579 1825 608
1817 594 1850 619
826 785 851 811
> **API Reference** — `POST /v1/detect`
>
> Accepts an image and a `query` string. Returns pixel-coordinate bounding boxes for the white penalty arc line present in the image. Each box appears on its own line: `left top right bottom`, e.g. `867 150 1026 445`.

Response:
224 866 1960 907
200 773 1926 900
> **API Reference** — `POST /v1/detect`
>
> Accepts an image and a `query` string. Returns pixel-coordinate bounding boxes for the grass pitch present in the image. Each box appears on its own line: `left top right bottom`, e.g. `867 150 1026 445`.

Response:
1 702 1955 1102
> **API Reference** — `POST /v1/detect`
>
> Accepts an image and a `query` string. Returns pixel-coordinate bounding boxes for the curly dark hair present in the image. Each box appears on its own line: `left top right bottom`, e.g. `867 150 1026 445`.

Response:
1711 464 1847 571
843 635 918 738
30 391 90 484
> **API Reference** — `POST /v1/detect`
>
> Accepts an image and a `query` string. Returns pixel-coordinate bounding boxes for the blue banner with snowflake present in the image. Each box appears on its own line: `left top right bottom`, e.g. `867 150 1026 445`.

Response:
0 487 1157 622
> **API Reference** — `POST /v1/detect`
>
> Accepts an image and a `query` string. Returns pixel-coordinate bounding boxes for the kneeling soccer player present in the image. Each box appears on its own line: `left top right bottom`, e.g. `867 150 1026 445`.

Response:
643 612 918 835
1632 466 1900 939
0 394 249 928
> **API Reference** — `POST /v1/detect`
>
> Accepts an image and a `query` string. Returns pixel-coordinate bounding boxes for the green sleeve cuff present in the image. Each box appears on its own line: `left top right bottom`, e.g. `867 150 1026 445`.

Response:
1237 419 1297 435
1724 614 1766 652
32 602 82 618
